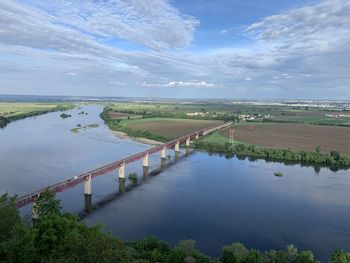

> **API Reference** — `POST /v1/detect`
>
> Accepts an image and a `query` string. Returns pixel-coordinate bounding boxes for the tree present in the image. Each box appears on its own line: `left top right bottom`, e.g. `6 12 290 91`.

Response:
315 146 322 153
329 249 350 263
0 193 21 242
178 240 196 257
34 190 61 218
330 151 341 161
0 194 36 263
295 250 315 263
221 243 248 263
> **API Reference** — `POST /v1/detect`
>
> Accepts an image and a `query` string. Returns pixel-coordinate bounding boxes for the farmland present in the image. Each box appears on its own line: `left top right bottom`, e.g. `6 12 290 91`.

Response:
101 101 350 156
220 123 350 155
108 111 142 120
121 118 224 138
0 102 74 128
0 103 59 116
104 101 350 126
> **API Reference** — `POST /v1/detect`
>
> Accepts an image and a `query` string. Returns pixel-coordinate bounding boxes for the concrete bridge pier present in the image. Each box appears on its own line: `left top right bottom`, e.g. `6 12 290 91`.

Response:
143 153 149 179
119 163 126 193
185 137 191 147
32 195 39 224
195 134 199 140
175 141 180 160
161 146 166 168
84 175 92 212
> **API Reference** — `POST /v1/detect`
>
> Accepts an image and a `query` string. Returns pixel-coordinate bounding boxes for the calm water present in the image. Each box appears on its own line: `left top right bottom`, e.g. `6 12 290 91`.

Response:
1 105 350 261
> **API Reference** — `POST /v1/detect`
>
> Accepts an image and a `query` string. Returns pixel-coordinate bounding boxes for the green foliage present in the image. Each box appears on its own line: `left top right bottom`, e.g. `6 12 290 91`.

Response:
329 249 350 263
222 243 249 262
0 194 37 263
316 146 322 153
0 193 349 262
34 190 61 218
221 243 317 263
274 172 284 177
0 194 21 242
193 140 350 169
128 172 138 184
101 105 239 123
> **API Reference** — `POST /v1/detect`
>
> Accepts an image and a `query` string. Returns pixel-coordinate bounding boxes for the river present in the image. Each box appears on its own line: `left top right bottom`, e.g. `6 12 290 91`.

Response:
1 105 350 261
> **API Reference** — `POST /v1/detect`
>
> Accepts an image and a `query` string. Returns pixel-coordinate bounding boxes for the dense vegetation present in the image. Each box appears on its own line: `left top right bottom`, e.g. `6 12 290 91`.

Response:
1 192 350 262
0 104 75 128
193 140 350 169
102 106 239 122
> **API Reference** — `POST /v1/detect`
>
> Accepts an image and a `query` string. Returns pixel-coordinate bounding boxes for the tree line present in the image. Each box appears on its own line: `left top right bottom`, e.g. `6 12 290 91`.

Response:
1 192 349 262
102 107 239 122
193 141 350 169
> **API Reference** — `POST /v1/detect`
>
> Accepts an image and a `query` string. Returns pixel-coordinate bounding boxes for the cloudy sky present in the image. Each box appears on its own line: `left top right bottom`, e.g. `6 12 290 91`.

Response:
0 0 349 99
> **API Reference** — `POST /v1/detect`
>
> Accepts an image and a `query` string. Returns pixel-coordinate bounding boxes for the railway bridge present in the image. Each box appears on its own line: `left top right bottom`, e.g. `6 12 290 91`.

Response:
14 122 232 219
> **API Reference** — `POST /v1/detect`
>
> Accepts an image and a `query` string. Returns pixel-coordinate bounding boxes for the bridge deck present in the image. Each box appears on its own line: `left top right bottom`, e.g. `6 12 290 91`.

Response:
14 122 232 208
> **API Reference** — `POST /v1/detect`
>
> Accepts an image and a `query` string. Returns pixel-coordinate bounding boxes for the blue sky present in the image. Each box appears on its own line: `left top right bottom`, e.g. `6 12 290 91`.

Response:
0 0 349 99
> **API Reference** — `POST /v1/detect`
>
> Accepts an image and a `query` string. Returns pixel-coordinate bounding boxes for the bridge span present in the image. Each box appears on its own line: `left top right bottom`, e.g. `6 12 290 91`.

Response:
14 122 232 217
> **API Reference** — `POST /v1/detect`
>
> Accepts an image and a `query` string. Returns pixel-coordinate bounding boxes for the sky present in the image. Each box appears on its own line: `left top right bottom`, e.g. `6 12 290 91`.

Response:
0 0 349 99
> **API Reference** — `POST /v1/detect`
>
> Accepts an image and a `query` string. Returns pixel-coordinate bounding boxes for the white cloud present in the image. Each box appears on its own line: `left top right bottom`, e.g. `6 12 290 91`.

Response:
25 0 199 50
246 0 350 54
219 29 228 36
0 0 350 99
109 81 127 86
141 81 221 88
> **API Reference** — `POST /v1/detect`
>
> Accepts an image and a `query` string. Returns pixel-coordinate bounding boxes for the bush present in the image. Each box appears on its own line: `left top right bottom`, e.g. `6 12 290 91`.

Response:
193 140 350 169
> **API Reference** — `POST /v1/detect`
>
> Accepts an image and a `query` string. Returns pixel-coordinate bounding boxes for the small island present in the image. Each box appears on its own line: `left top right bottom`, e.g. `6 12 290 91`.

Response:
60 113 71 119
71 123 99 133
274 172 284 177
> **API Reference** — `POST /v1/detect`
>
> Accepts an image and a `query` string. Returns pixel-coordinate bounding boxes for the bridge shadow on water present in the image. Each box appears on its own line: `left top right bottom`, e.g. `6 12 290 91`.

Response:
79 149 194 219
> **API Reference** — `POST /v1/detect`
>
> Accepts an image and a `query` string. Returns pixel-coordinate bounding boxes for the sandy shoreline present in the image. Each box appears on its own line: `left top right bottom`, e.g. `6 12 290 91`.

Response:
112 130 163 145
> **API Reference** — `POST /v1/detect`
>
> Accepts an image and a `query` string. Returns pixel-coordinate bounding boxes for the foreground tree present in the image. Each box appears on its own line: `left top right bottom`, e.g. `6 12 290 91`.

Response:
0 191 349 262
329 249 350 263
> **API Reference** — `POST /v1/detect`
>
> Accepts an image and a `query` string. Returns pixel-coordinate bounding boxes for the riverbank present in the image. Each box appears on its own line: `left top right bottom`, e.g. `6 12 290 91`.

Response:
193 138 350 170
112 130 163 145
0 103 75 128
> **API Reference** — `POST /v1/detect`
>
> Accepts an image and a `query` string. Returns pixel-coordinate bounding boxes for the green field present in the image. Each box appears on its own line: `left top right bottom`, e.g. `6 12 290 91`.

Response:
105 101 350 127
109 117 223 139
201 132 230 144
0 103 59 117
0 102 75 127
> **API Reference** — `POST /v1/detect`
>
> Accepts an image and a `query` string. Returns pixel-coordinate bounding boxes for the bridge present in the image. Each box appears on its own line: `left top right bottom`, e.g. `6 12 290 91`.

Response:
14 122 232 218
